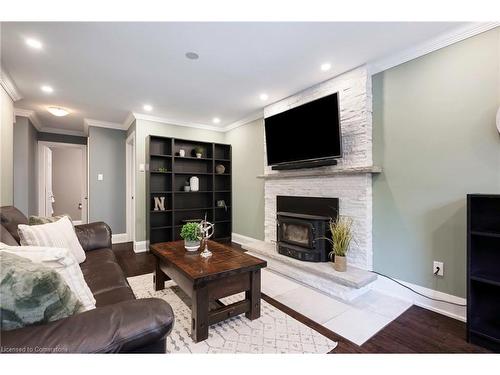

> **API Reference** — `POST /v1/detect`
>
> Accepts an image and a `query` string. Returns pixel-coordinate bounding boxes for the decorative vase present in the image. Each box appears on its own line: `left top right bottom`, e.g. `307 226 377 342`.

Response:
215 164 225 174
189 176 199 192
333 255 347 272
183 185 191 192
179 149 186 157
196 153 202 158
184 240 200 252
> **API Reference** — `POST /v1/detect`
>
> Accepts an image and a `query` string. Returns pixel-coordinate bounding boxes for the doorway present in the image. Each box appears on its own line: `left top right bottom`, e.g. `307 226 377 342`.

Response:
126 131 136 243
38 141 88 224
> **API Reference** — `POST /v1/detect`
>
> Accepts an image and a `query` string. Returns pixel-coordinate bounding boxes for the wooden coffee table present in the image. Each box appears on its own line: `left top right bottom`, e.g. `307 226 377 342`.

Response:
150 240 267 342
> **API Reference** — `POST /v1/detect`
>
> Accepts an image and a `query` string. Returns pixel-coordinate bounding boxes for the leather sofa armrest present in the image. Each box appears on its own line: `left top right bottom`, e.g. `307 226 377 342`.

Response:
0 298 174 353
75 221 112 252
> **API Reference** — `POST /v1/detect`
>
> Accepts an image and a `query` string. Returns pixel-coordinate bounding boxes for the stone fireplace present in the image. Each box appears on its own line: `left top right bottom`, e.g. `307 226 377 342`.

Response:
276 196 338 262
261 66 377 271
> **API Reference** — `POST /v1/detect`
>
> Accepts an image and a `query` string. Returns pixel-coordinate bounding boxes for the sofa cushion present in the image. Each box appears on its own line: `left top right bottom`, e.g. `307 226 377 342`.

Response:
93 287 136 307
83 248 117 266
18 216 86 263
1 243 96 311
0 252 84 331
0 206 28 244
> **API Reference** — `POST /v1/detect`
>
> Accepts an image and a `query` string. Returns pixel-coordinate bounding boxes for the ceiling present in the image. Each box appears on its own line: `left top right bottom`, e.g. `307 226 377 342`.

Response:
1 22 468 133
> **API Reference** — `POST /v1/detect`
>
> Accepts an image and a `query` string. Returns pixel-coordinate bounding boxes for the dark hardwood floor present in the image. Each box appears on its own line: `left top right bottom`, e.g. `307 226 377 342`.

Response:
113 242 489 354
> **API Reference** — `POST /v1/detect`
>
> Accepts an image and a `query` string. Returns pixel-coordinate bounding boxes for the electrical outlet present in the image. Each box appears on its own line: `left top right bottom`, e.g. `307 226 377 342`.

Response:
433 261 444 277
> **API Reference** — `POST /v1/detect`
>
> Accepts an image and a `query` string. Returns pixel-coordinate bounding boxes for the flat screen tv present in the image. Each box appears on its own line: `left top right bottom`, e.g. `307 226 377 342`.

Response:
264 92 341 167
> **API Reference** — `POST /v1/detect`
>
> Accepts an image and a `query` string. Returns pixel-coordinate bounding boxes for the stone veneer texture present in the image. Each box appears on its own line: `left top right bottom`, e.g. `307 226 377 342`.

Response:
263 66 374 270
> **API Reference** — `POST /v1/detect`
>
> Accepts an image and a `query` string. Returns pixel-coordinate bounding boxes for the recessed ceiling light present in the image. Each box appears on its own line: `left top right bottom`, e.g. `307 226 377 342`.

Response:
321 62 332 72
185 52 199 60
259 93 269 101
47 106 69 117
41 85 53 93
143 104 153 111
25 38 43 50
212 117 221 124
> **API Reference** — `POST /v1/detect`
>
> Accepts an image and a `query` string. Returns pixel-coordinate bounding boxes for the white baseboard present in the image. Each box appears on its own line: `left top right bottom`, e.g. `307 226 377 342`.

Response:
372 275 466 322
111 233 129 244
232 232 467 322
232 232 261 246
134 240 149 253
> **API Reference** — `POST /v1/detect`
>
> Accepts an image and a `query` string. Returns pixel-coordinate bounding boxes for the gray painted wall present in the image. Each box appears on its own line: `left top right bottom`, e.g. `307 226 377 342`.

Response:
13 116 38 216
372 28 500 298
51 147 83 220
224 118 265 240
88 126 126 234
1 86 14 206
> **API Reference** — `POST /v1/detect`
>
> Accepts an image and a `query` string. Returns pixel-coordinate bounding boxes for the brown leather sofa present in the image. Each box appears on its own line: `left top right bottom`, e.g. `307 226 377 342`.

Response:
0 206 174 353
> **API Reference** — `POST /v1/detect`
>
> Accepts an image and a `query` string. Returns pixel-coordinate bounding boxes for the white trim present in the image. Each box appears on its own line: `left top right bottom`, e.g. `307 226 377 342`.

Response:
0 66 22 101
372 275 466 322
132 112 226 132
134 240 148 253
126 131 136 243
122 112 136 131
369 22 500 75
231 232 261 246
112 233 129 244
73 220 83 225
222 110 263 132
83 118 126 135
14 108 43 131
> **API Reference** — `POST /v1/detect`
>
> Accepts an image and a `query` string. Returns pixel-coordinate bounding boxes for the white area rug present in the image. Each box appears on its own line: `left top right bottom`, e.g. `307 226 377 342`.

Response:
127 273 338 353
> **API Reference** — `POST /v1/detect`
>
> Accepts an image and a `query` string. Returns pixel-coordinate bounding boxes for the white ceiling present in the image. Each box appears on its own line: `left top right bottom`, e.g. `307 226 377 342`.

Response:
1 22 468 133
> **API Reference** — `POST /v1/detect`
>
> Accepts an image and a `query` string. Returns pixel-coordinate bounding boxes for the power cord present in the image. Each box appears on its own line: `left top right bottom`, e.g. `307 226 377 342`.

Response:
372 271 467 307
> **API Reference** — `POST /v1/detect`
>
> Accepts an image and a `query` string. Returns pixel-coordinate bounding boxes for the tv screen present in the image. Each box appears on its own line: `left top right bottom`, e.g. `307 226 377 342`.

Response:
264 92 341 166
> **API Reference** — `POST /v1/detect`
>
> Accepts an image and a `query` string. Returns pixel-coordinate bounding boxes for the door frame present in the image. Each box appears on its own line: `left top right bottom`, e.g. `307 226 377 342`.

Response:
37 141 88 223
125 131 136 243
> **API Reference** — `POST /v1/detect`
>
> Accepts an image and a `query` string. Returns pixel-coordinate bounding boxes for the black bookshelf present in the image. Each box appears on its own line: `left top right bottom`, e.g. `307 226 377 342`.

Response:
146 136 232 245
467 194 500 352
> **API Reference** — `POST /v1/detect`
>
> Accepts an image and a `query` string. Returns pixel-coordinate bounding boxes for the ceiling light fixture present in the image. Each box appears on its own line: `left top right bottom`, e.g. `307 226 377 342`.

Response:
25 38 43 50
143 104 153 111
41 85 53 93
185 52 199 60
212 117 221 124
321 62 332 72
47 106 69 117
259 93 269 101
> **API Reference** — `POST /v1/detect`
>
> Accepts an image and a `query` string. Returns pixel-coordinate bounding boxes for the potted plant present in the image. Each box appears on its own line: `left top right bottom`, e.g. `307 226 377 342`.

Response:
194 146 203 158
325 216 354 272
180 222 201 251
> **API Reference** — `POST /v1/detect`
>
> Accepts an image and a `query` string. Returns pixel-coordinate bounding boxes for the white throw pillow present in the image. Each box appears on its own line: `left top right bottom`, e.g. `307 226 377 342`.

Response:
0 243 96 311
17 216 86 263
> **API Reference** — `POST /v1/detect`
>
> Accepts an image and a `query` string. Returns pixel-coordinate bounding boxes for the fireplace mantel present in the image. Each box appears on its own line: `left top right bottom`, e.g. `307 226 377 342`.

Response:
258 165 382 180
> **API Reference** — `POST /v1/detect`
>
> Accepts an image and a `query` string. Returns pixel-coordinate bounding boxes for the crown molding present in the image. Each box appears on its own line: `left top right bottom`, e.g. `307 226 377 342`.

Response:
369 22 500 75
1 67 22 101
222 110 264 132
132 112 226 132
14 108 42 131
83 118 127 135
122 112 136 130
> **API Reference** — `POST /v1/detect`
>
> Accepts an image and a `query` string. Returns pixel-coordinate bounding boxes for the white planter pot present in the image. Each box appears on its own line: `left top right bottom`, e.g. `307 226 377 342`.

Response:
184 240 200 252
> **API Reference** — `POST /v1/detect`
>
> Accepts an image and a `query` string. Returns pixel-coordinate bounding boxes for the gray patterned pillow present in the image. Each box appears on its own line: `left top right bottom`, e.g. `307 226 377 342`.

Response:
0 252 84 331
28 215 72 226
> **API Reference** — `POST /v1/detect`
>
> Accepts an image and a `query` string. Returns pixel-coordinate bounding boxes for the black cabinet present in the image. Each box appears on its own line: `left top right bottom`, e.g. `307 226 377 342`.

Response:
146 136 232 245
467 194 500 352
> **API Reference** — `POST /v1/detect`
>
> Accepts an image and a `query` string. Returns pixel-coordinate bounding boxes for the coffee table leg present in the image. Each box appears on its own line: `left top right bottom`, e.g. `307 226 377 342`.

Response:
245 269 261 320
192 285 209 342
154 259 167 291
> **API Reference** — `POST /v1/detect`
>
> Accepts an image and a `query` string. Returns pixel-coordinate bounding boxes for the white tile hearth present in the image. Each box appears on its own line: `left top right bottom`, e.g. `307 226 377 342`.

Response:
261 269 412 346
